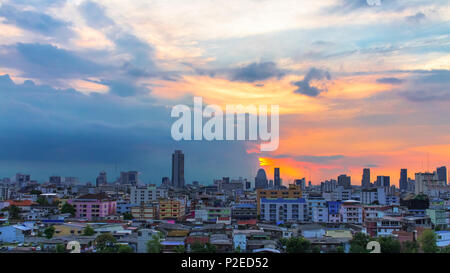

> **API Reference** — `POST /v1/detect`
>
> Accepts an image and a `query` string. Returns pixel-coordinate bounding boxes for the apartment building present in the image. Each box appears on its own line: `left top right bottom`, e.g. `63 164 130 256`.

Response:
131 205 157 221
130 185 168 205
68 193 116 221
256 184 302 215
339 200 363 224
259 198 307 223
159 198 186 220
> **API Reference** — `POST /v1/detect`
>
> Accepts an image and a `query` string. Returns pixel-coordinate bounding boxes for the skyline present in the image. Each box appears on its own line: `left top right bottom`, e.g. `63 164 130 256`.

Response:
0 0 450 184
1 151 447 187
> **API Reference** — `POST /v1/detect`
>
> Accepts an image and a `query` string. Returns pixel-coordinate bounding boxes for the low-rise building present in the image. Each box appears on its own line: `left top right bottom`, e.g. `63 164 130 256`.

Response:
232 204 257 220
256 185 302 215
68 193 116 221
340 200 363 224
298 224 326 239
131 205 157 221
260 198 306 223
130 185 168 205
426 209 447 228
312 206 328 223
159 199 186 220
436 231 450 247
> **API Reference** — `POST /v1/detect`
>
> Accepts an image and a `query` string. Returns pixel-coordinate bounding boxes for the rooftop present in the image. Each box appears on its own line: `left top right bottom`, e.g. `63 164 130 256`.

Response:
261 198 306 204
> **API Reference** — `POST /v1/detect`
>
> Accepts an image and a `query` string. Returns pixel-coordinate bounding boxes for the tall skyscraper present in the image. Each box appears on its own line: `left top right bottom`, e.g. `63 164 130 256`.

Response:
362 168 371 188
415 172 441 195
96 171 107 187
172 150 185 188
15 173 30 188
399 169 408 191
49 176 62 185
274 168 281 188
255 168 268 189
437 166 447 185
120 171 138 186
294 178 306 190
338 174 351 189
161 177 170 187
376 176 390 187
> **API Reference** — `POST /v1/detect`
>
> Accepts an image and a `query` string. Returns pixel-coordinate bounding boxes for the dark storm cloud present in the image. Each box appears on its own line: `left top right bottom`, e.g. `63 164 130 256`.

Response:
98 79 150 97
0 4 72 36
293 68 331 97
323 0 383 14
229 62 286 82
405 12 426 24
10 0 67 7
0 43 105 79
78 1 115 29
376 77 404 85
396 70 450 102
0 75 257 182
268 154 345 163
78 1 158 77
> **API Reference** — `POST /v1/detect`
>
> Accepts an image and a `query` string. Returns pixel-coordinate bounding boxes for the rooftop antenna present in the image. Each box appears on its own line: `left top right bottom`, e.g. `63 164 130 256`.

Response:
427 152 429 173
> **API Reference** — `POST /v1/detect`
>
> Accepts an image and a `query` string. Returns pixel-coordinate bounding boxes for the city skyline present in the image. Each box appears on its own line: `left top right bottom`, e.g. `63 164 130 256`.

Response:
1 153 448 188
0 1 450 185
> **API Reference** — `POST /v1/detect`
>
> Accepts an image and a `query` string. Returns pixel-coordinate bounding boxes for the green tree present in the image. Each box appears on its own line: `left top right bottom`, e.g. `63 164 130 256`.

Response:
349 232 370 253
415 194 429 201
335 246 345 253
44 226 55 239
282 237 311 253
234 245 242 253
61 203 76 216
189 242 216 253
377 236 401 253
123 212 133 220
440 245 450 253
37 196 49 206
83 225 95 236
146 233 163 253
95 233 118 253
419 230 438 253
55 243 66 253
30 190 42 195
8 205 21 220
311 245 321 253
205 243 217 253
401 240 419 253
117 245 134 253
173 245 186 253
191 241 207 253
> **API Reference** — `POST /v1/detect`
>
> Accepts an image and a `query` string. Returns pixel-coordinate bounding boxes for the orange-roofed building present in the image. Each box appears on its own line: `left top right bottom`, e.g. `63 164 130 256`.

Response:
5 200 36 211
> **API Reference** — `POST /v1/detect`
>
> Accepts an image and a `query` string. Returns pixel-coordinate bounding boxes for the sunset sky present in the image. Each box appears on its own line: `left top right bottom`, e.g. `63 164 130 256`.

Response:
0 0 450 185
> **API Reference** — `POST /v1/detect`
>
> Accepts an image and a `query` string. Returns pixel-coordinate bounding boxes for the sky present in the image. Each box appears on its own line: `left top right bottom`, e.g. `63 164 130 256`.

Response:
0 0 449 185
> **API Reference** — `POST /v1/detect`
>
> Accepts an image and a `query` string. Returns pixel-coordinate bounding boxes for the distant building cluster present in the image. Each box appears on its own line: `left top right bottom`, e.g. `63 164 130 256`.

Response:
0 152 450 253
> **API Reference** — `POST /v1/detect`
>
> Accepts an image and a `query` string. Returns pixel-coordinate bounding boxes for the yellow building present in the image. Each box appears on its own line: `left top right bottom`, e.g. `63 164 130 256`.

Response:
53 223 86 237
256 184 302 215
158 199 186 220
131 205 156 221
